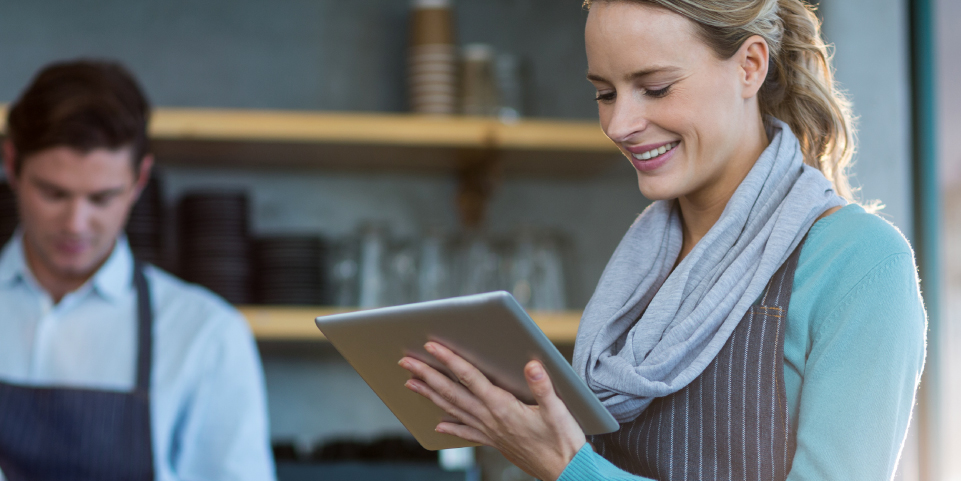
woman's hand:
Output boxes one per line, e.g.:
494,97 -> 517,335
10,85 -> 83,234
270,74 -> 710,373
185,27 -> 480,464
399,342 -> 587,481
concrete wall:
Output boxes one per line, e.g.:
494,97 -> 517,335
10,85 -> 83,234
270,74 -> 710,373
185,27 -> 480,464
0,0 -> 596,118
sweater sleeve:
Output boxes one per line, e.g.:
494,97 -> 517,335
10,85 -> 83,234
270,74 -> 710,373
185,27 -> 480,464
557,443 -> 656,481
786,253 -> 926,480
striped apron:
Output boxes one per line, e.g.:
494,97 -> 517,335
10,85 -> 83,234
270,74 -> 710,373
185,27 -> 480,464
589,240 -> 804,481
0,261 -> 155,480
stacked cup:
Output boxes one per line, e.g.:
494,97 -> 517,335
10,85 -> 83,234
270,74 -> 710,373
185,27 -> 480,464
461,43 -> 499,117
408,0 -> 458,115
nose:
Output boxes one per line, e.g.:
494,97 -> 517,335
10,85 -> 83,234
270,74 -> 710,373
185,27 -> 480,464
63,198 -> 94,235
603,96 -> 649,144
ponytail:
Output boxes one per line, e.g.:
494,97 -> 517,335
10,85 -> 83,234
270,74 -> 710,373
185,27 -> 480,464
762,0 -> 856,201
584,0 -> 860,203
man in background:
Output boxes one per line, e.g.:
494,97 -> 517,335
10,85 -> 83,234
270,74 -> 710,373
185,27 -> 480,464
0,60 -> 275,480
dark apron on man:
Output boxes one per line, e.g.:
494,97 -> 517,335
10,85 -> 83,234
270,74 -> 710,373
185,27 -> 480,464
0,261 -> 155,481
589,240 -> 804,481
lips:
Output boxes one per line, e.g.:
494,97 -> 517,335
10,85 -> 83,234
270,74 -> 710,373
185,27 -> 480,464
626,140 -> 680,172
631,141 -> 679,161
54,239 -> 91,256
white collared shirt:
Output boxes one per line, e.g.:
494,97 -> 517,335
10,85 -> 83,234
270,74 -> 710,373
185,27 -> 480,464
0,234 -> 276,481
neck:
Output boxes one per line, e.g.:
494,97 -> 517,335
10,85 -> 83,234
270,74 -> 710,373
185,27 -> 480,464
23,240 -> 113,304
676,117 -> 769,263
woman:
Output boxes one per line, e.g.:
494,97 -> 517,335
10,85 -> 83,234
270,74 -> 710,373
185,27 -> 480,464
399,0 -> 926,479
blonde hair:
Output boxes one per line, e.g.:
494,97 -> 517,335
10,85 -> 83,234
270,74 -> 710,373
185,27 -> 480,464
584,0 -> 859,202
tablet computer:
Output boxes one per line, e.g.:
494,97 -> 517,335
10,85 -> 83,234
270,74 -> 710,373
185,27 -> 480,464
314,291 -> 619,451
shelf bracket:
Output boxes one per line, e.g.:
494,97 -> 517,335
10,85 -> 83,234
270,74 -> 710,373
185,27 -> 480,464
456,146 -> 502,228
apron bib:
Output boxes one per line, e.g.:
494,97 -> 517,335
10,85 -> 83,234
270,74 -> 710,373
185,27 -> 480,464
589,240 -> 804,481
0,261 -> 155,481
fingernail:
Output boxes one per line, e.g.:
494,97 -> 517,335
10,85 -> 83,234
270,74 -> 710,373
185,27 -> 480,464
398,359 -> 410,369
405,380 -> 417,391
424,343 -> 436,354
529,364 -> 545,380
435,426 -> 445,434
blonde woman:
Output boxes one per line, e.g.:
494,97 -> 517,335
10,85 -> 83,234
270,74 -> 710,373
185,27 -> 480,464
399,0 -> 926,479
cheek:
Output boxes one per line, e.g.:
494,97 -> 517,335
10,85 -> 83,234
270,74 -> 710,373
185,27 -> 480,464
597,103 -> 614,133
676,81 -> 739,152
701,72 -> 742,123
99,197 -> 137,231
18,191 -> 59,222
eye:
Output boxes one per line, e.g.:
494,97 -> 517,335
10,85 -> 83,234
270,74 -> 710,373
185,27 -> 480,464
89,192 -> 119,206
594,90 -> 616,103
40,186 -> 68,201
644,85 -> 672,99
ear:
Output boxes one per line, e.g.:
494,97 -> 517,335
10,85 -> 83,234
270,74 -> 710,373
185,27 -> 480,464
737,35 -> 770,99
3,140 -> 19,190
131,154 -> 154,202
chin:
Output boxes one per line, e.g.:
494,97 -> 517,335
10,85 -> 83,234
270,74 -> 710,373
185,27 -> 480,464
47,249 -> 107,279
53,259 -> 100,279
636,175 -> 681,201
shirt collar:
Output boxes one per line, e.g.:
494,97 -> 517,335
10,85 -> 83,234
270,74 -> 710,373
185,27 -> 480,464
89,236 -> 134,303
0,232 -> 134,303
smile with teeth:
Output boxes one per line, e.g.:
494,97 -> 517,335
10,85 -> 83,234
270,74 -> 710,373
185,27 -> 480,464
632,141 -> 679,161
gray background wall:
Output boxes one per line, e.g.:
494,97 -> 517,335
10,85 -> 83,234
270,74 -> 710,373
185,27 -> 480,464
0,0 -> 918,468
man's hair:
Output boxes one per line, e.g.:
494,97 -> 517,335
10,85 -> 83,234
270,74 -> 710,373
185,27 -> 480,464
6,59 -> 151,174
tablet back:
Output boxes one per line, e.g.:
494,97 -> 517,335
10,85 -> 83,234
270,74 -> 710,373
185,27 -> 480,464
315,291 -> 618,451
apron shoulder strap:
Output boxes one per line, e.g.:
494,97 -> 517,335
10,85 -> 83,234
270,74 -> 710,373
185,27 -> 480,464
132,261 -> 153,396
759,236 -> 807,308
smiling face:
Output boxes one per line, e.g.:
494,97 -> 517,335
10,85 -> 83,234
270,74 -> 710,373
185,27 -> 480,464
585,1 -> 768,206
5,144 -> 149,287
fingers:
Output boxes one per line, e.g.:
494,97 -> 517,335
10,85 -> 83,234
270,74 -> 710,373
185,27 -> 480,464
424,342 -> 498,400
404,377 -> 484,428
524,360 -> 567,415
399,356 -> 488,424
435,421 -> 494,446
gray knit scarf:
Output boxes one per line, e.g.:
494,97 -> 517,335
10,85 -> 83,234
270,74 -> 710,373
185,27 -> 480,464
573,118 -> 845,423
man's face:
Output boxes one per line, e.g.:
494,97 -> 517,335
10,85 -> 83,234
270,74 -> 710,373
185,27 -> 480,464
9,145 -> 146,281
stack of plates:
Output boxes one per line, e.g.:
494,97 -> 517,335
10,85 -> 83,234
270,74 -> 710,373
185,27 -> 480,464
179,192 -> 251,304
254,235 -> 326,305
0,182 -> 17,246
126,175 -> 163,265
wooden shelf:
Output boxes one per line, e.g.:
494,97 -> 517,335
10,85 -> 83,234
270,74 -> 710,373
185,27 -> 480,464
0,106 -> 623,176
240,305 -> 583,344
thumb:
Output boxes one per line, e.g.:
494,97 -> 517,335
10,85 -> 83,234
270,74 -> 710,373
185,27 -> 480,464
525,360 -> 565,412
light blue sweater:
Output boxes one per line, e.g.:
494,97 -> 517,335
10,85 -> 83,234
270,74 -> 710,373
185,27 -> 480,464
559,204 -> 927,481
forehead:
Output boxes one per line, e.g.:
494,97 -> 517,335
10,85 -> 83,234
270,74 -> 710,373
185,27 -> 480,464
20,146 -> 137,191
585,2 -> 707,76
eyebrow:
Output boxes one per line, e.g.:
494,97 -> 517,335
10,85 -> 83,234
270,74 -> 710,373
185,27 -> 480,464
30,178 -> 127,198
587,65 -> 683,83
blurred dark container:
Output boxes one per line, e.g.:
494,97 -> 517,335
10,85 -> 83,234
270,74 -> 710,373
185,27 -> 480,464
0,182 -> 17,247
179,192 -> 251,304
275,462 -> 465,481
271,436 -> 437,464
253,235 -> 327,305
126,174 -> 164,265
313,437 -> 436,463
272,436 -> 458,481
